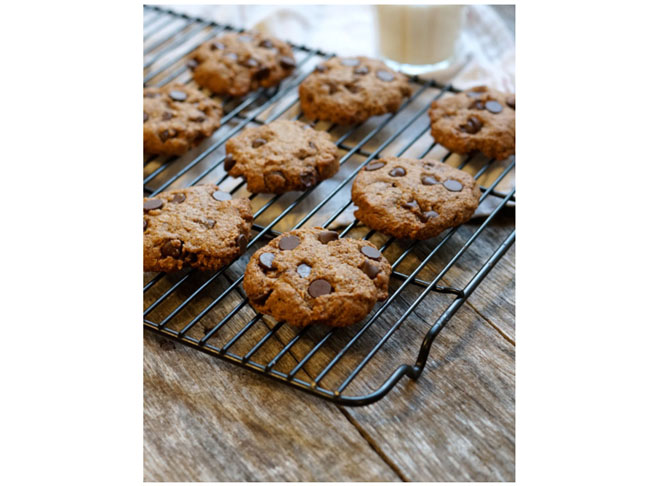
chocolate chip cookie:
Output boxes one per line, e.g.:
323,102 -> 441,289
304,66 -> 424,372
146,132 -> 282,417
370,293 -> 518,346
144,184 -> 253,272
351,157 -> 481,240
299,56 -> 412,125
243,227 -> 391,327
428,86 -> 515,160
144,83 -> 222,156
224,120 -> 339,193
189,31 -> 296,97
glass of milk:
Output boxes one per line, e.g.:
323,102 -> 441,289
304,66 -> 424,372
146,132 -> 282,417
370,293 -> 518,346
375,5 -> 465,75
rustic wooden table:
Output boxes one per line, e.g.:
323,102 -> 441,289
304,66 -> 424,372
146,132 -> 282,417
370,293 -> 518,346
144,6 -> 515,482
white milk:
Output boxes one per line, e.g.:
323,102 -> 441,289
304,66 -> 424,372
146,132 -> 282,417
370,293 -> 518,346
375,5 -> 464,67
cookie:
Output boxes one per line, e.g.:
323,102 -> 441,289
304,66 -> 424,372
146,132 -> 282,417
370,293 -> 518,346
351,157 -> 481,240
224,120 -> 339,194
428,86 -> 515,160
243,227 -> 391,327
189,31 -> 296,97
144,184 -> 253,272
299,56 -> 412,125
143,83 -> 222,156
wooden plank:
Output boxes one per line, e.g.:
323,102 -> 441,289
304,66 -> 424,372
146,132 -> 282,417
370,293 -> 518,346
144,332 -> 400,482
463,243 -> 515,342
342,303 -> 515,482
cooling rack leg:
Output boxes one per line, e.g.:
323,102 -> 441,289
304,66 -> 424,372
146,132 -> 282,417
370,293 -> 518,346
413,230 -> 516,372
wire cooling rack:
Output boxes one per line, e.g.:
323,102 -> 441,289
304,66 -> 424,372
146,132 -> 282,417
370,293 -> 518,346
143,5 -> 516,406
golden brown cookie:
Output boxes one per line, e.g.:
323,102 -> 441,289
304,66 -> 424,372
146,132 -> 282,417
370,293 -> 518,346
243,227 -> 391,327
299,56 -> 412,125
144,184 -> 253,272
351,157 -> 481,240
143,83 -> 222,156
428,86 -> 515,160
224,120 -> 339,193
189,31 -> 296,97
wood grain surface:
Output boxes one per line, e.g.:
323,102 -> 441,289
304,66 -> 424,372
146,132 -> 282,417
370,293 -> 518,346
144,219 -> 515,482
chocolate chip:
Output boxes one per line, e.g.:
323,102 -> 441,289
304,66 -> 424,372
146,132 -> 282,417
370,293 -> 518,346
144,219 -> 148,231
264,171 -> 286,190
279,56 -> 296,69
171,193 -> 185,203
254,65 -> 270,80
159,130 -> 170,142
506,95 -> 515,109
354,66 -> 369,75
225,52 -> 238,61
376,70 -> 395,82
318,231 -> 339,244
308,141 -> 317,150
161,111 -> 173,121
259,39 -> 274,48
361,246 -> 381,260
361,260 -> 380,279
300,172 -> 316,188
341,58 -> 359,66
191,115 -> 206,123
365,161 -> 385,171
244,57 -> 259,68
422,210 -> 439,221
308,279 -> 332,298
161,239 -> 182,258
203,219 -> 215,228
389,167 -> 406,177
237,234 -> 248,253
144,92 -> 159,98
187,58 -> 198,69
252,290 -> 272,306
402,200 -> 419,211
259,253 -> 274,270
279,235 -> 300,250
224,153 -> 236,171
460,116 -> 483,134
467,90 -> 484,98
315,64 -> 327,73
344,82 -> 360,94
297,263 -> 311,278
144,198 -> 164,211
143,112 -> 149,122
471,100 -> 485,110
485,100 -> 503,114
169,90 -> 187,101
212,190 -> 232,201
259,252 -> 275,270
210,41 -> 225,50
443,179 -> 463,192
421,175 -> 438,185
252,138 -> 266,148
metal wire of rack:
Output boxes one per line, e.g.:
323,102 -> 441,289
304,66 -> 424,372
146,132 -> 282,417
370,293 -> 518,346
143,5 -> 516,406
